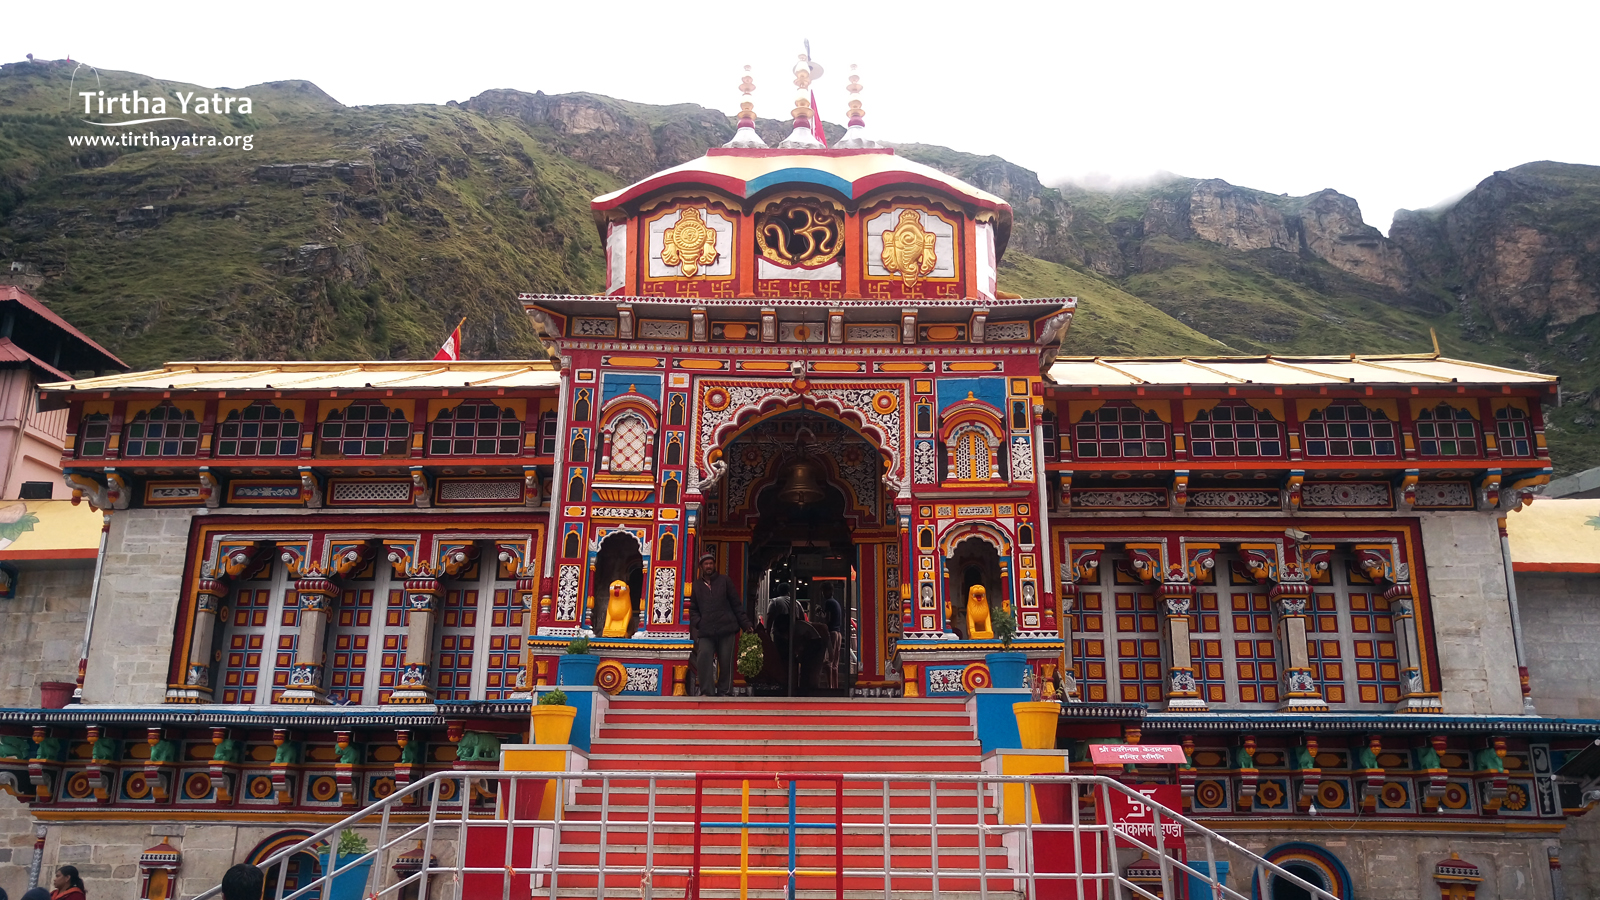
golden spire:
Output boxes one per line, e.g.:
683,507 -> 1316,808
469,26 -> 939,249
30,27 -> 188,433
724,64 -> 767,149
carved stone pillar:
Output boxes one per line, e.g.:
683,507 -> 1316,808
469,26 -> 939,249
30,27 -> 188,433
183,580 -> 230,701
1271,579 -> 1328,712
1354,545 -> 1440,713
389,577 -> 442,705
1159,580 -> 1206,710
278,578 -> 339,704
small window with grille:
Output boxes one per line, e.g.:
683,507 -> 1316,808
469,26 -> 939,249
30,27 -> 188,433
1494,407 -> 1532,458
429,402 -> 521,456
1189,404 -> 1282,458
318,402 -> 410,457
1074,404 -> 1167,459
1040,410 -> 1058,460
78,414 -> 110,457
217,402 -> 301,457
1415,404 -> 1479,457
125,404 -> 200,457
1302,403 -> 1397,457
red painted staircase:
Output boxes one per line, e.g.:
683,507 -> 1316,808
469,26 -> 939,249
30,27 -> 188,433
550,696 -> 1022,899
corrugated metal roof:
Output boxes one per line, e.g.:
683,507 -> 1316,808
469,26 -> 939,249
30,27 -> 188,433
1046,355 -> 1557,387
38,360 -> 561,393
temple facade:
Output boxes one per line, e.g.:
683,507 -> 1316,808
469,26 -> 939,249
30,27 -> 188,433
0,68 -> 1593,900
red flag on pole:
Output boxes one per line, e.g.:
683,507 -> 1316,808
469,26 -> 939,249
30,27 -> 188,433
810,89 -> 826,145
433,317 -> 465,361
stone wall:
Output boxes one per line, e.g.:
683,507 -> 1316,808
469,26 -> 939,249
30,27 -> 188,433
0,563 -> 93,708
1517,572 -> 1600,718
0,818 -> 458,900
81,508 -> 200,706
1205,828 -> 1559,899
1419,513 -> 1526,715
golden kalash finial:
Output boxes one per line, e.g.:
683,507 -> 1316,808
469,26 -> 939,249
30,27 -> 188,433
724,64 -> 768,149
779,47 -> 827,149
834,64 -> 882,148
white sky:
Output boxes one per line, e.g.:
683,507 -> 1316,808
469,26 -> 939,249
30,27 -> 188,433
8,0 -> 1598,233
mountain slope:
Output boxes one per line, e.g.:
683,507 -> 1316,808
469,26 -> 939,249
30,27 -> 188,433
0,58 -> 1595,473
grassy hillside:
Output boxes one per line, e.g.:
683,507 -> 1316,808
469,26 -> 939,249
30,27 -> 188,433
1,59 -> 1595,474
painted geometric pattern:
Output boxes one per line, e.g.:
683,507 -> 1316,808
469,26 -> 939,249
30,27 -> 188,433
652,566 -> 678,624
377,588 -> 407,704
222,587 -> 273,704
1189,592 -> 1228,705
1306,592 -> 1345,703
914,440 -> 936,484
1114,592 -> 1163,704
434,589 -> 479,701
484,588 -> 524,699
925,666 -> 965,695
556,565 -> 581,621
623,665 -> 662,695
327,588 -> 375,704
1010,435 -> 1033,481
1071,590 -> 1108,702
609,416 -> 651,474
1231,591 -> 1279,704
1349,590 -> 1403,704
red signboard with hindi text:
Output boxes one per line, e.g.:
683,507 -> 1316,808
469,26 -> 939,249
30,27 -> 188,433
1089,743 -> 1187,764
1102,783 -> 1186,850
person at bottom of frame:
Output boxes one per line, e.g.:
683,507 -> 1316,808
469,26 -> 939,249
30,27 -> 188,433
690,552 -> 752,696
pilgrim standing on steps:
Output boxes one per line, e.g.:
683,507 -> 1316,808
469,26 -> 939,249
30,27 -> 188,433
689,552 -> 752,696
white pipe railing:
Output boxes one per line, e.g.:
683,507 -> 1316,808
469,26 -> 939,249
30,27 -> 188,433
188,769 -> 1337,900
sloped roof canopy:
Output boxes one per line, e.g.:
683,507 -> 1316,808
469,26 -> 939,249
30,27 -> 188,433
1046,355 -> 1558,388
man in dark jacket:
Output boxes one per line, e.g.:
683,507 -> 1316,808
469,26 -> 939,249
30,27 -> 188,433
690,552 -> 752,696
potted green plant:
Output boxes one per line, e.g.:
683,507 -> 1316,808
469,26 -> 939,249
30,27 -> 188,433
736,632 -> 764,681
316,829 -> 374,900
984,600 -> 1029,689
530,688 -> 577,744
557,635 -> 599,687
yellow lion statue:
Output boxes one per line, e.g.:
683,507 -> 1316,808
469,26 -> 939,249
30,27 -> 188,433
602,579 -> 633,637
966,584 -> 994,640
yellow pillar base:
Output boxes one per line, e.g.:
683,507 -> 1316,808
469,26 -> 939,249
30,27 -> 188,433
499,744 -> 588,819
981,748 -> 1070,825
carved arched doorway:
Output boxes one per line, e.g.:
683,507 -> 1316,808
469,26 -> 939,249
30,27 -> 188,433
703,410 -> 897,695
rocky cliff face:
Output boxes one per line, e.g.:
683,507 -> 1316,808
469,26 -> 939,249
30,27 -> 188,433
1392,163 -> 1600,336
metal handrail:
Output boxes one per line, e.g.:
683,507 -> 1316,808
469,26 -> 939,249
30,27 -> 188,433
188,768 -> 1338,900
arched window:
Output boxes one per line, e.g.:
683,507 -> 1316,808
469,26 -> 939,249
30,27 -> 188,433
573,390 -> 592,422
665,435 -> 682,466
668,394 -> 686,426
659,533 -> 676,561
1189,403 -> 1282,458
428,402 -> 520,456
1018,524 -> 1035,546
567,473 -> 585,503
217,402 -> 301,457
1073,404 -> 1167,459
919,528 -> 934,551
607,415 -> 652,474
916,404 -> 933,433
125,404 -> 200,457
318,402 -> 409,457
1495,407 -> 1532,457
1415,404 -> 1479,457
562,531 -> 581,559
570,435 -> 588,463
1302,403 -> 1396,458
77,413 -> 110,458
662,477 -> 680,505
951,424 -> 996,480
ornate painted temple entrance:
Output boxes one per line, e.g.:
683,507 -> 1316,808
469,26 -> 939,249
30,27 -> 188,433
703,409 -> 893,694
